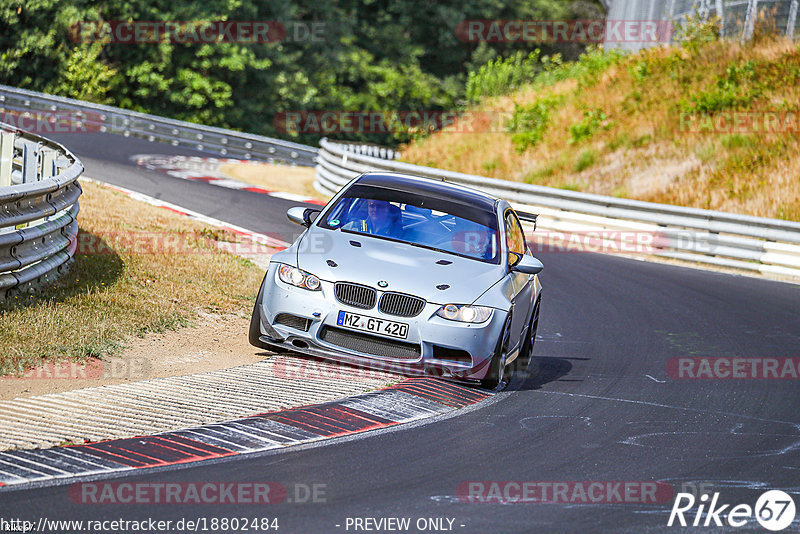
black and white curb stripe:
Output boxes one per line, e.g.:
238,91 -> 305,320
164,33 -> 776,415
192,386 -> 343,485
0,378 -> 490,489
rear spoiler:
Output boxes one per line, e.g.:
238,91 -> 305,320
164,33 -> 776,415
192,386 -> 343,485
515,210 -> 538,231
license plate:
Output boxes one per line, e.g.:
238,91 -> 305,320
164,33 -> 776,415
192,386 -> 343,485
337,311 -> 409,339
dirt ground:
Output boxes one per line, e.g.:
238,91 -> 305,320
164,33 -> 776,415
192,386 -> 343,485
1,312 -> 268,400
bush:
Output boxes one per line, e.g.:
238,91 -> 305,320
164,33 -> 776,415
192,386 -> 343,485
674,13 -> 721,54
506,95 -> 563,153
466,50 -> 542,102
465,46 -> 626,103
683,60 -> 760,112
536,46 -> 626,89
629,60 -> 651,82
569,108 -> 611,144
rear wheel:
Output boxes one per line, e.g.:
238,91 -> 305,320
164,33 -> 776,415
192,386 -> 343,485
481,315 -> 513,389
515,296 -> 541,373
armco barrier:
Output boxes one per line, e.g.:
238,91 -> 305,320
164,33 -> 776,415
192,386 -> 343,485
0,122 -> 83,298
0,84 -> 318,166
315,138 -> 800,279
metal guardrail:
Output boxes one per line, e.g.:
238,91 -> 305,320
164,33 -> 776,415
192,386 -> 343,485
0,122 -> 83,299
605,0 -> 799,51
0,84 -> 318,166
324,140 -> 401,161
315,138 -> 800,280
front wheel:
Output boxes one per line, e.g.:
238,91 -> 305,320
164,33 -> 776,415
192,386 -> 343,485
481,315 -> 512,389
248,277 -> 287,353
248,284 -> 269,349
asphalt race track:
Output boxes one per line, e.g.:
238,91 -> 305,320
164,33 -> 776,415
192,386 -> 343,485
2,132 -> 799,533
47,131 -> 309,242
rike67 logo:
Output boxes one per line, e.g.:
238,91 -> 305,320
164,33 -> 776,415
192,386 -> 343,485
668,490 -> 796,531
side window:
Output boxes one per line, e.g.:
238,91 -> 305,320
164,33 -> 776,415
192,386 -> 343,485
504,211 -> 526,263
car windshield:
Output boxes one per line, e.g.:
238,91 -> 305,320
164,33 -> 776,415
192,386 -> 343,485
318,183 -> 500,263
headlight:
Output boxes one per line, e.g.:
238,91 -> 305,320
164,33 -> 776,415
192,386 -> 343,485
435,304 -> 493,323
277,264 -> 321,291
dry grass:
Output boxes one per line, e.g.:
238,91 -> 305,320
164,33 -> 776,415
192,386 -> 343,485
402,37 -> 800,221
0,180 -> 265,376
219,161 -> 329,201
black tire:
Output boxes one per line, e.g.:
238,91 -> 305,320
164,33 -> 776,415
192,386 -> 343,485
248,277 -> 287,353
481,315 -> 513,389
515,296 -> 541,373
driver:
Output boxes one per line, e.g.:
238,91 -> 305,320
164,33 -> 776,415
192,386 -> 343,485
451,222 -> 496,260
344,199 -> 403,238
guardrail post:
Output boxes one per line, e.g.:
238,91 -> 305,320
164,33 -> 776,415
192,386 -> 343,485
34,147 -> 57,224
21,141 -> 39,184
15,141 -> 40,229
696,0 -> 711,21
788,0 -> 798,37
40,147 -> 56,180
741,0 -> 758,43
0,132 -> 13,187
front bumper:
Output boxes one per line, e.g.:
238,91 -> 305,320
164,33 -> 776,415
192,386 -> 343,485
255,263 -> 507,381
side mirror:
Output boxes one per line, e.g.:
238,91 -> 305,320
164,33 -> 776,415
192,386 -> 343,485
287,207 -> 320,227
511,254 -> 543,275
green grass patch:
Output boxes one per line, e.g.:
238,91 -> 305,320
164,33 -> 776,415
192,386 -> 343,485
557,182 -> 583,191
524,165 -> 556,184
720,133 -> 757,149
574,149 -> 597,172
776,203 -> 800,221
694,141 -> 716,163
482,158 -> 500,173
606,133 -> 629,151
631,134 -> 652,148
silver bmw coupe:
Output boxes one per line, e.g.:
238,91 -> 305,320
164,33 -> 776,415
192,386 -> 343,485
249,172 -> 543,388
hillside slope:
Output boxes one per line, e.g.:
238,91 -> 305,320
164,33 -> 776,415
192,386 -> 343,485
401,36 -> 800,221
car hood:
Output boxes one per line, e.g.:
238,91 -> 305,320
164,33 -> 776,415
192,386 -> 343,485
293,228 -> 504,305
